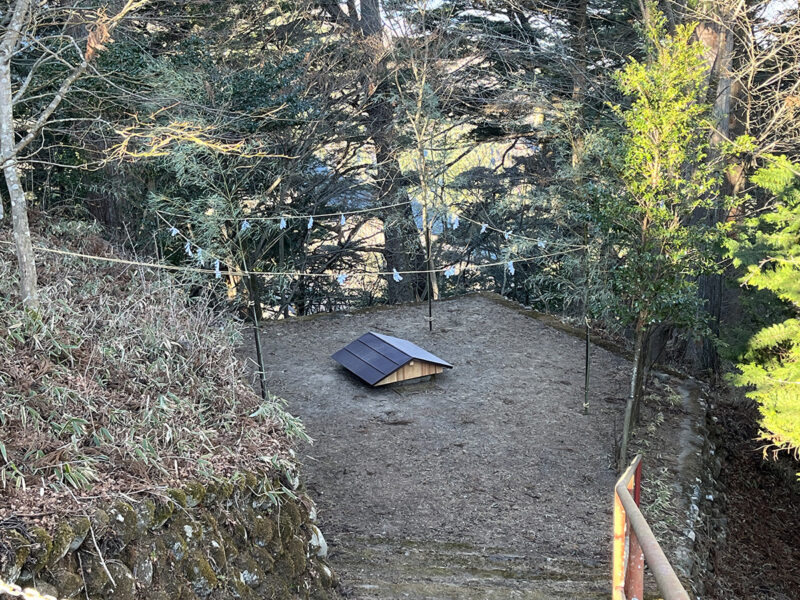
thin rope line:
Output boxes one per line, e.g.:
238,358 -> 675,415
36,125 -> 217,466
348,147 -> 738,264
155,205 -> 584,254
456,213 -> 583,247
0,239 -> 584,278
154,200 -> 414,222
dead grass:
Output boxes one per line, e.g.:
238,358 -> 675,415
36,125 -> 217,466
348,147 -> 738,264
0,219 -> 304,526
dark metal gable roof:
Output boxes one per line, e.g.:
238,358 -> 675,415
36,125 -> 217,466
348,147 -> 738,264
368,332 -> 453,368
331,332 -> 452,385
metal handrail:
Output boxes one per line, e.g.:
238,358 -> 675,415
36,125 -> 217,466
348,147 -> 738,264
613,455 -> 690,600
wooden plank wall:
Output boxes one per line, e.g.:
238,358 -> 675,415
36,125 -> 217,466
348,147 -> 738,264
375,360 -> 443,386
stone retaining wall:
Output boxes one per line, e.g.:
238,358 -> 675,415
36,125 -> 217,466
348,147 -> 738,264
679,386 -> 723,599
0,472 -> 337,600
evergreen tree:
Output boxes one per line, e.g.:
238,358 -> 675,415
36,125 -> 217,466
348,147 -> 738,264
609,13 -> 723,469
727,156 -> 800,461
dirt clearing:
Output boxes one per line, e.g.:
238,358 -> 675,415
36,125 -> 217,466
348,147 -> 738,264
249,294 -> 677,598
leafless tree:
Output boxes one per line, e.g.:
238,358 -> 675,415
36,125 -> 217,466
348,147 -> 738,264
0,0 -> 146,309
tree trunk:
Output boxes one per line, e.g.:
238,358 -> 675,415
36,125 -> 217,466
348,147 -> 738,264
619,312 -> 647,472
569,0 -> 588,114
691,5 -> 738,376
631,323 -> 649,425
360,3 -> 425,303
380,198 -> 426,303
1,28 -> 39,310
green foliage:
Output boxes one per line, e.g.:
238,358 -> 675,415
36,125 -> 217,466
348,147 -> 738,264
600,15 -> 720,330
250,393 -> 311,444
726,156 -> 800,458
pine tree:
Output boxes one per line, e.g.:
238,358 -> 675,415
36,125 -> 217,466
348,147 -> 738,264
727,156 -> 800,460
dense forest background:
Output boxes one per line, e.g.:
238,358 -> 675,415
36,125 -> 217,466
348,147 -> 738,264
1,0 -> 798,467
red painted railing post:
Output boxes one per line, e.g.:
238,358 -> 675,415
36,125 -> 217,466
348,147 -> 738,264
612,462 -> 630,600
613,455 -> 689,600
625,460 -> 644,599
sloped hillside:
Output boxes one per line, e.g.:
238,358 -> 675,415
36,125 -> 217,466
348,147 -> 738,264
0,219 -> 336,599
1,219 -> 298,524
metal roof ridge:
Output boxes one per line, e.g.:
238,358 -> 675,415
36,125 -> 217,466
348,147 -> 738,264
367,331 -> 453,368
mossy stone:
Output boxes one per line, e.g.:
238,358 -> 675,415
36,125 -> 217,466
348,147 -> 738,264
232,473 -> 247,496
51,568 -> 84,598
286,535 -> 307,576
199,513 -> 219,542
25,526 -> 53,576
162,526 -> 189,561
109,501 -> 138,544
207,536 -> 227,571
231,578 -> 259,600
176,584 -> 200,600
82,554 -> 111,596
258,574 -> 292,600
169,512 -> 204,551
219,531 -> 239,564
249,515 -> 274,548
135,499 -> 156,534
105,562 -> 136,600
266,522 -> 283,556
47,521 -> 74,567
234,553 -> 266,589
216,480 -> 235,502
152,498 -> 174,528
273,555 -> 295,582
201,482 -> 219,507
250,546 -> 275,573
280,468 -> 300,492
283,502 -> 302,530
310,586 -> 335,600
229,516 -> 248,547
0,472 -> 330,600
0,530 -> 29,582
183,551 -> 218,598
149,537 -> 168,584
31,582 -> 59,598
90,509 -> 110,538
158,565 -> 182,599
167,488 -> 188,508
123,542 -> 154,587
50,552 -> 78,577
183,482 -> 205,508
313,558 -> 336,589
69,516 -> 91,550
278,512 -> 294,541
243,472 -> 259,492
298,494 -> 315,522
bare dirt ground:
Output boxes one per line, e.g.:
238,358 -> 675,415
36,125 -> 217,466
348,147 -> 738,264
705,397 -> 800,600
248,294 -> 691,599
